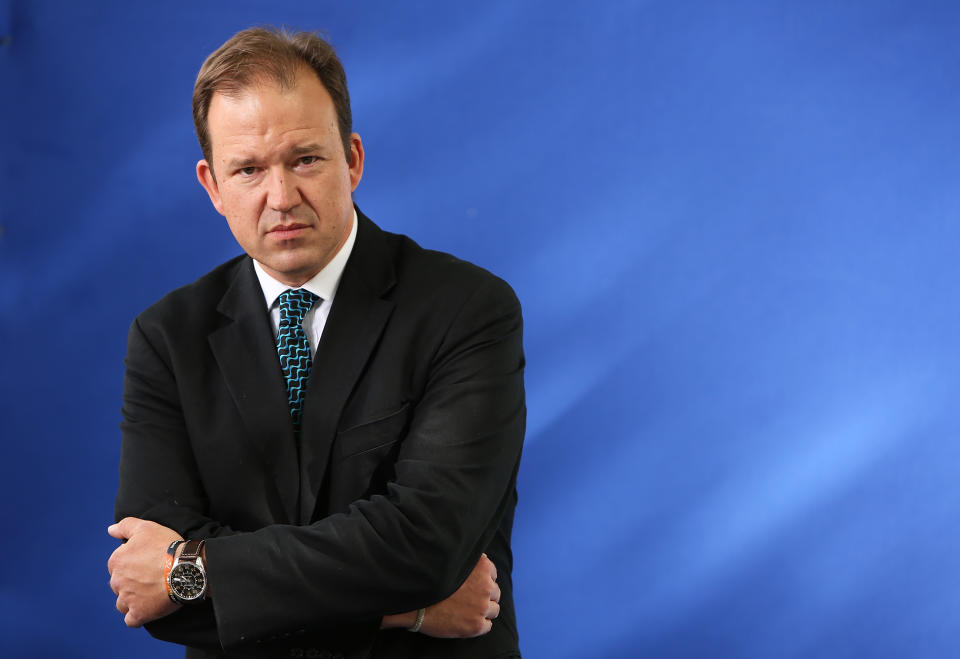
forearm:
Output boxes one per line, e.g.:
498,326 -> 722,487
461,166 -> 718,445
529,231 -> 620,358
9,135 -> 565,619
205,448 -> 519,646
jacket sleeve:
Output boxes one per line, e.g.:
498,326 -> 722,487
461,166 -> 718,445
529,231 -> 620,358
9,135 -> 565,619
204,275 -> 526,651
115,315 -> 238,651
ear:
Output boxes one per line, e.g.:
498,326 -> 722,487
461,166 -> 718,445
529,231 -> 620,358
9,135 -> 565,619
196,159 -> 226,216
347,133 -> 364,191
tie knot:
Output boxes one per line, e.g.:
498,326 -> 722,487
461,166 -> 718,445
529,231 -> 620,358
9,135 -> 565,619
278,289 -> 319,324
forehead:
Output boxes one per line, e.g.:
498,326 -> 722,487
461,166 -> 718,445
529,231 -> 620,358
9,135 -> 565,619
206,71 -> 339,159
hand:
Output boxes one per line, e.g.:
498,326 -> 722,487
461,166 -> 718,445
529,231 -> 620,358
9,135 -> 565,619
381,553 -> 501,638
107,517 -> 183,627
421,553 -> 500,638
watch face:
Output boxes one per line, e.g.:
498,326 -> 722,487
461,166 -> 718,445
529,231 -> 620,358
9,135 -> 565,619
170,562 -> 205,601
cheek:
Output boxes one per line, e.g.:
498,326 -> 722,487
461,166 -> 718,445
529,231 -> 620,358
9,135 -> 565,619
222,196 -> 261,232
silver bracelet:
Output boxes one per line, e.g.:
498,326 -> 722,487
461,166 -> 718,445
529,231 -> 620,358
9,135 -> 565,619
408,608 -> 426,633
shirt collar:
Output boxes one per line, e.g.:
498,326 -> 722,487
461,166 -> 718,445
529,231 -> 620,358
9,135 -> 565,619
252,208 -> 358,310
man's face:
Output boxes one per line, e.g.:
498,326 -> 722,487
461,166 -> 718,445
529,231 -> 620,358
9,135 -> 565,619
197,68 -> 364,287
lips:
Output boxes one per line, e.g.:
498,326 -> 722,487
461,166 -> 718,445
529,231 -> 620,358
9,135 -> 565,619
268,223 -> 310,238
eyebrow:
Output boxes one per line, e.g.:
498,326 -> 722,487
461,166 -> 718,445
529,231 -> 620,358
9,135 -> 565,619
290,143 -> 324,156
225,156 -> 258,170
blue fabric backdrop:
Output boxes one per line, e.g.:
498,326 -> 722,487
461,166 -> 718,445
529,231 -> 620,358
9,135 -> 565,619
3,1 -> 960,657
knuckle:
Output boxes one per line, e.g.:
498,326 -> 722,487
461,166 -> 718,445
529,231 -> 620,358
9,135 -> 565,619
470,617 -> 487,636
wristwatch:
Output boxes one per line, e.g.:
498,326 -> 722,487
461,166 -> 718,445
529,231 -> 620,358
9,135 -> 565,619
167,539 -> 207,604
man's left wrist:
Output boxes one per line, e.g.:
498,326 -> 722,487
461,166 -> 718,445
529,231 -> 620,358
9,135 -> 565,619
380,610 -> 419,630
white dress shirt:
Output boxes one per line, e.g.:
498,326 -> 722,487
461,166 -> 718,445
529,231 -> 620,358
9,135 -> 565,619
252,209 -> 358,356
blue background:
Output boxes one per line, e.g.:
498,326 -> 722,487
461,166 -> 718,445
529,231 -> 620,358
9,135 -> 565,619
3,1 -> 960,657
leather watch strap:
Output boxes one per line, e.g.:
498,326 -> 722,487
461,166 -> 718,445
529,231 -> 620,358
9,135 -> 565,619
179,539 -> 204,561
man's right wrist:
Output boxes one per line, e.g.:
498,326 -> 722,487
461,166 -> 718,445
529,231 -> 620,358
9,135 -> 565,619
167,539 -> 207,604
164,540 -> 184,604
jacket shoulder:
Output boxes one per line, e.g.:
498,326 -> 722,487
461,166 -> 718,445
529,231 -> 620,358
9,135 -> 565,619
381,228 -> 521,310
133,254 -> 248,331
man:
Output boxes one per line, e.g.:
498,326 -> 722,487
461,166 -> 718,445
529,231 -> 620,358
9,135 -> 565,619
107,27 -> 525,659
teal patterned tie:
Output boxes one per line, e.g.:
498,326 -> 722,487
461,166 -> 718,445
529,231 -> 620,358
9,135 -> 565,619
276,289 -> 319,434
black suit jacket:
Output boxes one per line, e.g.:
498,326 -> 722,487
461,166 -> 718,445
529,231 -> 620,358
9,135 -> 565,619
116,210 -> 525,658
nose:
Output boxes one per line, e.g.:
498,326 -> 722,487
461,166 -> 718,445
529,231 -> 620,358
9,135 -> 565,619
266,169 -> 301,213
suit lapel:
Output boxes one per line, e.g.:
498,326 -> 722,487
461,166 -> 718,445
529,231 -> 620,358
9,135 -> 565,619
208,258 -> 301,523
297,211 -> 396,523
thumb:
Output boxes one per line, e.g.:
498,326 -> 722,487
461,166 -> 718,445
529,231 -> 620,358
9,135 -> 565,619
108,517 -> 140,540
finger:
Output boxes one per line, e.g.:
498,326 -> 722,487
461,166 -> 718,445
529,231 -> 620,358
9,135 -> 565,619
116,597 -> 128,614
108,517 -> 141,540
107,547 -> 119,575
490,581 -> 501,604
107,521 -> 125,539
486,599 -> 501,620
480,554 -> 497,580
480,617 -> 493,636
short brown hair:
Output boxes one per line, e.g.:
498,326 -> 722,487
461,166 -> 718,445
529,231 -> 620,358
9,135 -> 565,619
192,27 -> 353,166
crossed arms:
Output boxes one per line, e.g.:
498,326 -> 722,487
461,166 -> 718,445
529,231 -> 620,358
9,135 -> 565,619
107,269 -> 525,652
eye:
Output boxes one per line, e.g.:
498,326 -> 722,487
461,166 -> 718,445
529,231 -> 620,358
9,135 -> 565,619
238,166 -> 258,177
297,156 -> 320,166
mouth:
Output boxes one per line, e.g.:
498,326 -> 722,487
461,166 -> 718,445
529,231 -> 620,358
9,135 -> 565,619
268,223 -> 310,238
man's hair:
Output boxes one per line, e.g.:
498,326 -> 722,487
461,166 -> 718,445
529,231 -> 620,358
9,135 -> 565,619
192,26 -> 353,166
